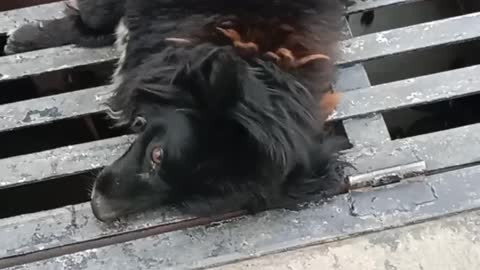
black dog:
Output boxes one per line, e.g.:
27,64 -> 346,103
6,0 -> 349,222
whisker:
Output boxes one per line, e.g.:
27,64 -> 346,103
137,173 -> 150,180
88,170 -> 100,178
86,180 -> 94,192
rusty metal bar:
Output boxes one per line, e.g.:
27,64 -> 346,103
348,160 -> 426,189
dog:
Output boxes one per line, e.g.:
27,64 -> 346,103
5,0 -> 349,222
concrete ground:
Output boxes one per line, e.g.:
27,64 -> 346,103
210,210 -> 480,270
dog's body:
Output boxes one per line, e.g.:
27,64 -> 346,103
6,0 -> 348,222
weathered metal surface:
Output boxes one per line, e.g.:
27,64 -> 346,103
2,119 -> 479,190
331,64 -> 480,121
2,62 -> 479,134
343,123 -> 480,176
0,86 -> 112,133
338,12 -> 480,65
0,209 -> 244,269
338,17 -> 391,146
4,11 -> 479,84
0,135 -> 135,189
0,0 -> 414,35
345,0 -> 422,14
0,122 -> 478,264
349,179 -> 438,217
0,45 -> 117,83
342,114 -> 391,146
0,203 -> 192,259
0,2 -> 64,35
333,64 -> 370,92
7,164 -> 480,270
213,209 -> 480,270
0,63 -> 362,133
0,0 -> 479,269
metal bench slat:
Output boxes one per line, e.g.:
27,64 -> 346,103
346,0 -> 422,14
342,123 -> 480,178
3,11 -> 480,83
0,203 -> 195,260
0,46 -> 116,82
3,63 -> 479,134
338,12 -> 480,64
331,63 -> 480,121
7,163 -> 480,270
0,85 -> 112,133
0,2 -> 65,36
338,11 -> 480,65
338,16 -> 391,146
1,118 -> 479,192
0,135 -> 134,189
333,64 -> 371,91
0,0 -> 423,35
0,64 -> 368,133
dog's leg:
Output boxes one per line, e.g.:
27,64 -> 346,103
74,0 -> 124,32
4,0 -> 124,55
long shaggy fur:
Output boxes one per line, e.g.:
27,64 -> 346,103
5,0 -> 349,221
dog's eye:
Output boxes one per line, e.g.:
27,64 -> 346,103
131,116 -> 147,132
151,147 -> 163,164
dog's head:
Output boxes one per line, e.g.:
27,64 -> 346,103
90,44 -> 323,222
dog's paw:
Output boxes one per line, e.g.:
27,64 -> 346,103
4,22 -> 49,55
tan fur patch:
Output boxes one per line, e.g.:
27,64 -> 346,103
320,91 -> 341,120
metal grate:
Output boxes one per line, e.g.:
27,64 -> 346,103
1,0 -> 480,269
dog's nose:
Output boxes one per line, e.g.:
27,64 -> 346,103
90,196 -> 106,221
90,193 -> 118,222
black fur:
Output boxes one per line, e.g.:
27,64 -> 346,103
6,0 -> 349,222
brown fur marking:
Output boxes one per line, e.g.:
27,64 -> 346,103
320,91 -> 341,119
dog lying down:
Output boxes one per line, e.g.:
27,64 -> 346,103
6,0 -> 349,222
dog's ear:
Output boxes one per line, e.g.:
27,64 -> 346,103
172,47 -> 245,115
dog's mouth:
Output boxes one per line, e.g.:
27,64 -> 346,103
90,193 -> 155,222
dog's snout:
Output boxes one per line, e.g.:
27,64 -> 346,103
94,170 -> 117,196
90,193 -> 120,222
